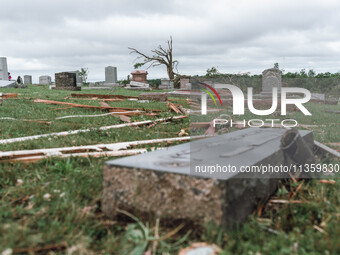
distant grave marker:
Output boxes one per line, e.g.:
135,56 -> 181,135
24,75 -> 32,85
53,72 -> 81,91
39,75 -> 52,85
105,66 -> 118,84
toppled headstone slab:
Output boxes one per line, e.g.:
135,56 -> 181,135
53,72 -> 81,91
103,128 -> 314,226
0,80 -> 17,88
138,92 -> 168,101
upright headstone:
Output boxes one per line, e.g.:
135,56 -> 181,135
24,75 -> 32,85
159,78 -> 170,89
53,72 -> 81,91
39,75 -> 52,85
0,57 -> 9,81
131,70 -> 148,83
105,66 -> 117,84
180,76 -> 190,89
67,71 -> 82,85
261,68 -> 282,94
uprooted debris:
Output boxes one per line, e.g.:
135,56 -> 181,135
167,101 -> 183,114
178,243 -> 222,255
0,136 -> 192,163
0,115 -> 188,145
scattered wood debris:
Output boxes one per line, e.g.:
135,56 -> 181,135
178,105 -> 190,115
319,180 -> 336,185
99,101 -> 111,108
33,98 -> 161,116
55,112 -> 139,120
167,101 -> 182,114
178,242 -> 222,255
12,242 -> 67,254
313,225 -> 328,235
178,129 -> 189,137
269,199 -> 303,204
0,117 -> 51,125
0,93 -> 18,99
34,98 -> 133,111
0,115 -> 188,145
119,115 -> 131,123
0,136 -> 192,163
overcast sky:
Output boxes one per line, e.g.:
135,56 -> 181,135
1,0 -> 340,82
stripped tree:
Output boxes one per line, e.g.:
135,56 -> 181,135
128,36 -> 179,82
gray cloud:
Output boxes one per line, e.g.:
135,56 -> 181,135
1,0 -> 340,82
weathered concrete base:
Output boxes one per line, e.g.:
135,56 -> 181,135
52,86 -> 81,91
103,128 -> 315,226
138,92 -> 168,101
158,85 -> 170,90
125,86 -> 152,91
83,87 -> 115,90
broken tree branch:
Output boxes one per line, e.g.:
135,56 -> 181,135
0,115 -> 188,145
0,136 -> 195,163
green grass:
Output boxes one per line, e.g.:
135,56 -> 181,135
0,86 -> 339,254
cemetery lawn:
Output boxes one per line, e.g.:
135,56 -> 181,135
0,86 -> 339,254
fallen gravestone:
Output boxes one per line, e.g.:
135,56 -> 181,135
138,92 -> 168,101
0,80 -> 17,88
103,128 -> 315,226
53,72 -> 81,91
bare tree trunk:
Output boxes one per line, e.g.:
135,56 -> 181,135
129,36 -> 178,81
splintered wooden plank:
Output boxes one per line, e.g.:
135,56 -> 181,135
0,136 -> 194,163
71,93 -> 138,99
0,116 -> 188,145
167,101 -> 182,114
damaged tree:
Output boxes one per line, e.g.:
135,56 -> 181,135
128,36 -> 179,82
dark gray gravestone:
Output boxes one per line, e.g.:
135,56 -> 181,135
53,72 -> 81,91
103,128 -> 314,226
